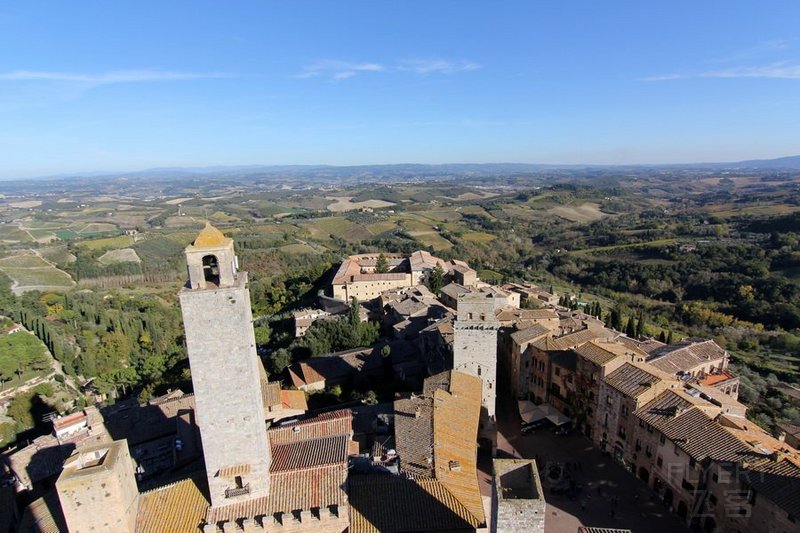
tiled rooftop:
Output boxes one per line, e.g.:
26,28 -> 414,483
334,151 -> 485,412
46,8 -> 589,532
575,338 -> 645,366
349,475 -> 482,532
532,327 -> 603,352
647,338 -> 727,374
604,362 -> 668,398
510,324 -> 551,346
206,464 -> 348,524
137,476 -> 209,533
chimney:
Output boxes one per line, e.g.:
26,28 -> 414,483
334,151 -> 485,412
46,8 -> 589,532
414,406 -> 421,419
778,431 -> 786,443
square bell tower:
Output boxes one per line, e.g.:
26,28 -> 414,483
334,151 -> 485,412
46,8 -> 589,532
178,224 -> 271,509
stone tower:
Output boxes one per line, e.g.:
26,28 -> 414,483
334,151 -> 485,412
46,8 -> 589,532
179,223 -> 271,508
453,291 -> 499,447
56,440 -> 140,533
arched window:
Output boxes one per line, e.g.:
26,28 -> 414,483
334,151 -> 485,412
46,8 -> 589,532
202,255 -> 220,286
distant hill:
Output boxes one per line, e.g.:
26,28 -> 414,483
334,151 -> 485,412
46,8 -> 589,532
9,155 -> 800,183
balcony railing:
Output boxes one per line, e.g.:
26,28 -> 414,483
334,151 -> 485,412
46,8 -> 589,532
225,484 -> 251,498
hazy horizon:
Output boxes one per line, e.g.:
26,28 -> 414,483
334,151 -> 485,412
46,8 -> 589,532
1,1 -> 799,178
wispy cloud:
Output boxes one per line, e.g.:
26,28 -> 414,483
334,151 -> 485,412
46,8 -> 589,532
397,59 -> 481,75
298,58 -> 480,80
0,69 -> 230,84
298,61 -> 386,80
644,61 -> 800,81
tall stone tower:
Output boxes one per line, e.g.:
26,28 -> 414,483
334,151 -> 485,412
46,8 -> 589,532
56,440 -> 140,533
453,291 -> 499,447
179,223 -> 271,508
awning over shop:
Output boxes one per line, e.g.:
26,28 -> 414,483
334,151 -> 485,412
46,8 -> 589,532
518,401 -> 570,426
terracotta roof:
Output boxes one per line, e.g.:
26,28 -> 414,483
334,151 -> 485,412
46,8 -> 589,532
647,339 -> 727,374
270,435 -> 350,472
432,371 -> 485,526
394,394 -> 435,477
614,334 -> 666,354
349,475 -> 482,532
206,464 -> 348,524
740,456 -> 800,518
777,420 -> 800,440
137,476 -> 209,533
17,490 -> 66,533
604,362 -> 666,398
635,396 -> 749,462
510,324 -> 551,346
440,282 -> 469,300
52,411 -> 86,431
262,381 -> 281,407
280,389 -> 308,412
575,339 -> 645,366
698,369 -> 737,386
532,327 -> 601,352
192,223 -> 231,248
268,409 -> 352,445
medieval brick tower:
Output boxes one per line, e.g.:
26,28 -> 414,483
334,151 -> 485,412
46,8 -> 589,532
179,224 -> 271,508
453,291 -> 499,448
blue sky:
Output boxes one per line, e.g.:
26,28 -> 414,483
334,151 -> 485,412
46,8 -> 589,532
1,1 -> 799,178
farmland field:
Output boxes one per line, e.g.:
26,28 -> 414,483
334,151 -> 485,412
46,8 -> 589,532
547,202 -> 608,223
98,248 -> 142,265
0,252 -> 75,293
78,235 -> 136,250
325,196 -> 396,212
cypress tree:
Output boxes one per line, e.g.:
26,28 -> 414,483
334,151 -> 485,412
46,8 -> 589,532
625,316 -> 637,338
658,331 -> 666,343
636,311 -> 646,337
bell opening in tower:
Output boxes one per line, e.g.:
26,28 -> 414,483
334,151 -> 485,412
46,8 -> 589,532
202,254 -> 221,286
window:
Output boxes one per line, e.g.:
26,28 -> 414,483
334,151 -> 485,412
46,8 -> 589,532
647,423 -> 653,434
712,472 -> 719,483
682,479 -> 694,491
618,426 -> 626,440
689,457 -> 696,469
202,254 -> 220,285
657,456 -> 663,467
709,493 -> 717,505
621,405 -> 629,417
674,444 -> 680,456
555,367 -> 561,376
660,434 -> 666,445
606,396 -> 613,406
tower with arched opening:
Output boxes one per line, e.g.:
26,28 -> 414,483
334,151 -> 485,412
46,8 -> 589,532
178,223 -> 272,509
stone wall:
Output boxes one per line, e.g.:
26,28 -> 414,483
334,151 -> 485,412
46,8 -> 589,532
179,273 -> 272,508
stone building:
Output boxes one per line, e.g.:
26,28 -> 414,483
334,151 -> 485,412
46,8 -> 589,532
330,250 -> 476,301
595,362 -> 677,461
179,223 -> 273,507
572,339 -> 646,438
631,389 -> 800,532
56,439 -> 140,533
647,339 -> 739,399
493,459 -> 545,533
453,291 -> 500,448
